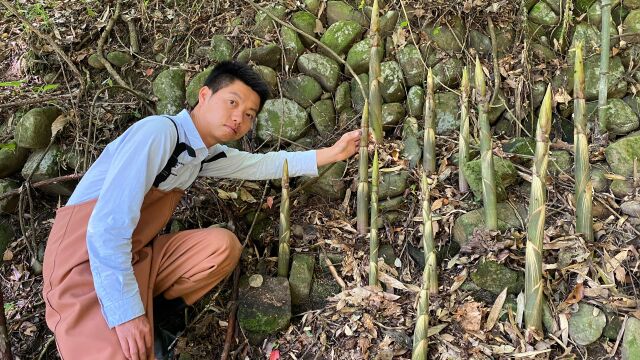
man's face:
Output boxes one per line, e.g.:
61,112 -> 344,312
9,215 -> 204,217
197,79 -> 261,145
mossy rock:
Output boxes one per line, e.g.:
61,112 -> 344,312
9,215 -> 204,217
407,86 -> 425,118
185,68 -> 213,107
0,180 -> 20,214
611,179 -> 635,197
346,38 -> 381,75
87,53 -> 105,69
281,27 -> 304,70
106,51 -> 132,68
528,1 -> 560,25
380,61 -> 406,103
153,69 -> 186,116
622,317 -> 640,360
15,107 -> 62,149
605,133 -> 640,176
302,161 -> 347,200
582,56 -> 628,101
381,103 -> 406,128
378,170 -> 410,199
433,57 -> 463,90
568,303 -> 607,346
379,10 -> 399,37
253,4 -> 287,35
602,98 -> 639,135
320,20 -> 363,56
396,44 -> 424,87
289,254 -> 315,308
310,99 -> 336,135
238,276 -> 291,344
0,219 -> 14,257
503,137 -> 535,164
453,203 -> 526,246
435,92 -> 461,134
471,260 -> 525,295
461,157 -> 519,202
591,165 -> 610,193
21,145 -> 74,196
469,30 -> 491,54
282,75 -> 323,107
350,73 -> 368,111
209,35 -> 233,62
0,141 -> 29,178
326,1 -> 368,27
252,65 -> 278,98
549,150 -> 573,176
424,16 -> 464,53
297,53 -> 340,92
256,99 -> 309,143
622,9 -> 640,43
291,11 -> 317,47
401,117 -> 421,169
237,44 -> 282,69
334,82 -> 351,113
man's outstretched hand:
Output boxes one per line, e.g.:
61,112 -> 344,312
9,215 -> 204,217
316,129 -> 363,167
115,315 -> 152,360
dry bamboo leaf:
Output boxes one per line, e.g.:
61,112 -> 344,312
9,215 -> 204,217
559,313 -> 569,346
455,301 -> 483,332
485,288 -> 508,331
50,113 -> 72,139
427,323 -> 448,337
449,268 -> 467,293
516,292 -> 525,327
563,283 -> 584,304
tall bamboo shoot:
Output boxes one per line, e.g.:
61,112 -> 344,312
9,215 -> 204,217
574,42 -> 593,242
369,148 -> 380,287
369,0 -> 383,143
524,85 -> 553,332
475,57 -> 497,230
277,160 -> 291,277
412,251 -> 436,360
423,68 -> 436,174
596,0 -> 611,145
421,172 -> 437,293
357,103 -> 370,234
459,66 -> 470,193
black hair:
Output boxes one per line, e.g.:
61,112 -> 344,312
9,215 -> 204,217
202,61 -> 270,111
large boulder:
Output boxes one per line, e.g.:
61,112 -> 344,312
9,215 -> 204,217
396,44 -> 425,87
424,16 -> 465,53
334,82 -> 351,113
469,30 -> 491,54
623,9 -> 640,43
237,44 -> 282,69
252,65 -> 278,98
253,4 -> 287,35
602,98 -> 640,135
15,107 -> 62,149
461,157 -> 519,202
453,203 -> 526,246
282,75 -> 323,107
256,99 -> 309,143
153,69 -> 186,116
433,57 -> 463,90
381,103 -> 406,128
320,20 -> 363,56
583,56 -> 628,100
380,61 -> 406,103
238,276 -> 291,344
106,51 -> 132,68
605,133 -> 640,176
0,141 -> 29,178
297,53 -> 340,92
401,117 -> 421,169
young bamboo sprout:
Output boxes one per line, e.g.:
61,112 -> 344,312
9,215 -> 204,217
596,0 -> 611,145
412,251 -> 436,360
423,68 -> 436,174
369,148 -> 380,287
369,0 -> 383,143
475,57 -> 497,230
574,42 -> 593,242
357,103 -> 370,234
421,171 -> 437,294
277,160 -> 291,277
524,85 -> 553,332
459,66 -> 470,193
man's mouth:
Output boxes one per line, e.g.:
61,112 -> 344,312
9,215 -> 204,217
224,125 -> 237,135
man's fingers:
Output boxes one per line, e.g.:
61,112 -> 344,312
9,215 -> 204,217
142,325 -> 152,354
120,336 -> 132,360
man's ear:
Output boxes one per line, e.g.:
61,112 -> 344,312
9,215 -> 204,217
197,86 -> 211,105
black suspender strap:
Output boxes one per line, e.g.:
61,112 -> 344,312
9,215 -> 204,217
152,116 -> 228,187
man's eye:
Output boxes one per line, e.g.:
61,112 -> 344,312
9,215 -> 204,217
229,100 -> 236,105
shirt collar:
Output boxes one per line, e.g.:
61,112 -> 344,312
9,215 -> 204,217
174,109 -> 208,155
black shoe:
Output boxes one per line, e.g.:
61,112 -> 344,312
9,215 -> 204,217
153,296 -> 187,360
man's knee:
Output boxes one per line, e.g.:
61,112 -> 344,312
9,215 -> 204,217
206,228 -> 242,268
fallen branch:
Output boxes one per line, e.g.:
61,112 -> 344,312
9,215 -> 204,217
0,173 -> 84,202
323,252 -> 346,289
220,267 -> 241,360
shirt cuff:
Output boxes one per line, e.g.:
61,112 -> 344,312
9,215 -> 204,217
100,292 -> 146,329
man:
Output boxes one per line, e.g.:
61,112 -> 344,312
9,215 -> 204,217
42,61 -> 362,360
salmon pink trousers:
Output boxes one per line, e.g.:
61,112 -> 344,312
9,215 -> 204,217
42,188 -> 242,359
